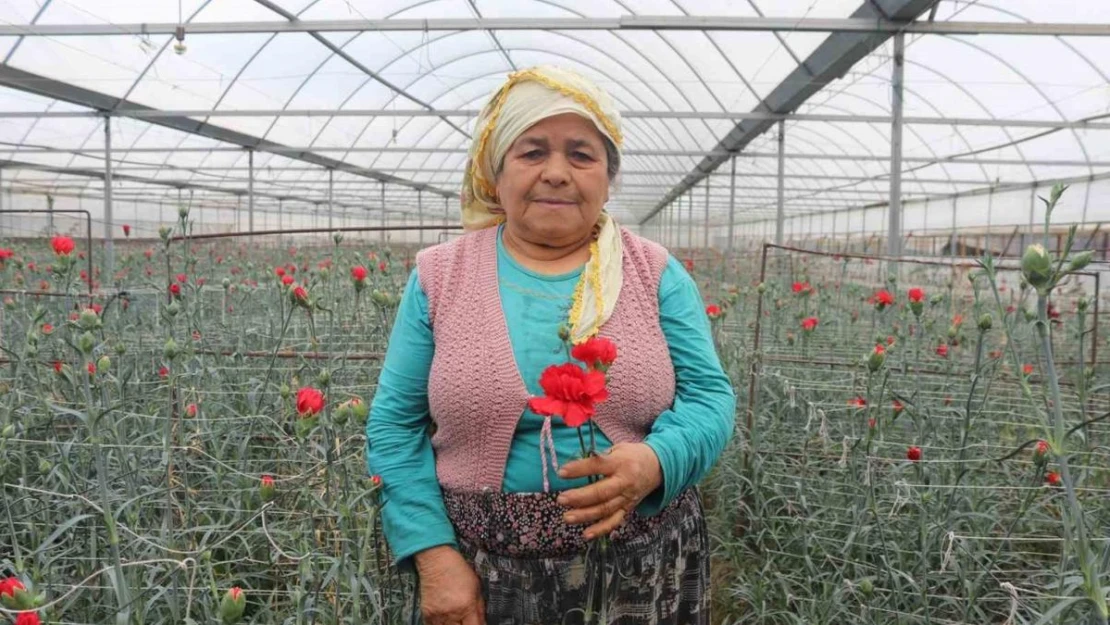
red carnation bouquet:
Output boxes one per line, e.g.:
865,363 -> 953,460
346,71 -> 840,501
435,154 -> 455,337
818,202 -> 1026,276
527,334 -> 617,492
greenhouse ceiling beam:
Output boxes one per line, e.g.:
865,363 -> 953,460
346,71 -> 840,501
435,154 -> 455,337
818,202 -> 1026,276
0,65 -> 454,199
734,168 -> 1110,226
640,0 -> 938,225
0,158 -> 427,218
3,17 -> 1107,37
7,108 -> 1110,131
10,144 -> 1105,167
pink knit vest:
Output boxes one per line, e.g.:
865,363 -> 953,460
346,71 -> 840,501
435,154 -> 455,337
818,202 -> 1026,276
416,226 -> 676,492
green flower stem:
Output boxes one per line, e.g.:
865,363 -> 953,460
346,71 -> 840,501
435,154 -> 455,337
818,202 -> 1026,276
257,304 -> 295,414
1035,294 -> 1108,623
944,326 -> 987,523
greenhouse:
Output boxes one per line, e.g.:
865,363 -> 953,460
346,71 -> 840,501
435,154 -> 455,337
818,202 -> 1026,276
0,1 -> 1108,624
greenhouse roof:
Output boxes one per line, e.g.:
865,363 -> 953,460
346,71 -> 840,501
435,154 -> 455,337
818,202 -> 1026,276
0,0 -> 1108,231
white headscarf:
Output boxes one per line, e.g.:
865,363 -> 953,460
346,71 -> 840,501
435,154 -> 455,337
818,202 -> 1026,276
461,66 -> 624,343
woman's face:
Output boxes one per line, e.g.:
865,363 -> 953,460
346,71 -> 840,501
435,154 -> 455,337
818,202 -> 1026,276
495,113 -> 610,248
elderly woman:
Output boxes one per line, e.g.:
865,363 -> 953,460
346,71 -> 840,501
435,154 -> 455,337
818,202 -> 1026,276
366,65 -> 735,625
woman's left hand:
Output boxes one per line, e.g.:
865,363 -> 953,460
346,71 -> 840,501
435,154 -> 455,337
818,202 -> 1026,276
556,442 -> 662,540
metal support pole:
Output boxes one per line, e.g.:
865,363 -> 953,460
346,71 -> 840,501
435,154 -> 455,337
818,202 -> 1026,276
686,190 -> 694,253
888,32 -> 905,257
379,182 -> 386,243
703,175 -> 710,251
248,149 -> 255,235
950,197 -> 958,258
727,155 -> 736,253
327,168 -> 334,232
775,121 -> 785,246
418,189 -> 424,246
277,199 -> 283,244
444,195 -> 449,241
103,115 -> 115,278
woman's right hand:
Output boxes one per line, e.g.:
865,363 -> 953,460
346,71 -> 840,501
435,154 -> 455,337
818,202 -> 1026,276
414,545 -> 486,625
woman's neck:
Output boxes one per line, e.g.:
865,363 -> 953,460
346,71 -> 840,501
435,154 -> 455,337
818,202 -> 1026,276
501,225 -> 593,275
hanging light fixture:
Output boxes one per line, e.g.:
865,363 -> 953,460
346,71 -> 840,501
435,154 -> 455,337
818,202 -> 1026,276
173,0 -> 187,55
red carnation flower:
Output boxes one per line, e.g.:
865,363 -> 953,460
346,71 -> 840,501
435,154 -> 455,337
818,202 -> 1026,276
1034,440 -> 1049,461
52,361 -> 63,374
87,362 -> 96,376
370,474 -> 382,487
51,235 -> 75,256
185,403 -> 198,418
15,612 -> 41,625
351,266 -> 368,282
1023,363 -> 1034,376
907,287 -> 924,303
705,304 -> 721,319
122,224 -> 131,237
0,248 -> 13,260
169,283 -> 181,297
379,261 -> 387,273
874,289 -> 895,310
296,387 -> 324,417
892,399 -> 904,414
292,285 -> 308,304
158,366 -> 169,378
281,274 -> 294,286
1045,471 -> 1061,486
801,316 -> 818,332
527,363 -> 608,428
936,343 -> 949,358
275,267 -> 285,277
176,273 -> 187,284
570,336 -> 617,371
848,396 -> 867,408
0,575 -> 25,599
906,446 -> 922,462
41,323 -> 53,335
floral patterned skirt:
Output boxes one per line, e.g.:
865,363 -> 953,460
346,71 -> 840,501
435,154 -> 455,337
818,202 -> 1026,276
440,487 -> 709,625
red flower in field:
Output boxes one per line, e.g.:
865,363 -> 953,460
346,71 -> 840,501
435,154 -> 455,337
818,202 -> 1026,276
51,235 -> 75,256
952,314 -> 964,327
907,287 -> 925,303
26,261 -> 35,271
370,474 -> 382,486
848,396 -> 867,408
176,273 -> 187,284
351,266 -> 368,282
144,248 -> 153,260
379,261 -> 387,273
41,323 -> 53,335
87,362 -> 96,376
122,224 -> 131,237
892,399 -> 904,414
683,258 -> 694,272
185,403 -> 197,418
275,267 -> 285,278
943,396 -> 952,406
1034,440 -> 1049,461
52,361 -> 63,374
296,387 -> 325,417
989,349 -> 1002,360
1022,363 -> 1034,376
286,264 -> 296,275
906,446 -> 922,462
868,418 -> 876,429
281,274 -> 294,286
1,575 -> 25,599
873,289 -> 895,310
158,366 -> 169,378
169,283 -> 181,297
1006,305 -> 1016,314
292,285 -> 309,305
261,475 -> 274,489
791,281 -> 813,295
0,248 -> 13,261
79,270 -> 88,281
705,304 -> 722,319
1045,471 -> 1061,486
527,363 -> 609,428
801,316 -> 818,332
935,343 -> 949,358
14,611 -> 41,625
873,344 -> 885,356
571,336 -> 618,371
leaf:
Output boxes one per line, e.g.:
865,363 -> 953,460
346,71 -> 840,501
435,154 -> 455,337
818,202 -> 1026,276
1030,596 -> 1083,625
47,402 -> 88,424
32,514 -> 93,555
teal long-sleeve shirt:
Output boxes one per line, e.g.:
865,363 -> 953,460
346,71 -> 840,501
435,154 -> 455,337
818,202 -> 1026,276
366,226 -> 736,566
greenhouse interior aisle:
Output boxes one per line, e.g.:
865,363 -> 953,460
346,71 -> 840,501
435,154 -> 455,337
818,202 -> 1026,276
0,1 -> 1108,624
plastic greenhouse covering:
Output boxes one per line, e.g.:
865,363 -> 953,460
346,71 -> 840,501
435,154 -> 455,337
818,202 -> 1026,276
0,0 -> 1106,248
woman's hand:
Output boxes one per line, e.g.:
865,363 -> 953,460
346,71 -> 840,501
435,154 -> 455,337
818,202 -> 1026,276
414,545 -> 486,625
556,442 -> 663,540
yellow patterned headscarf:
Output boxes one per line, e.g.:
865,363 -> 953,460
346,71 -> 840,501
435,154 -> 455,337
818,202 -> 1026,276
461,65 -> 624,344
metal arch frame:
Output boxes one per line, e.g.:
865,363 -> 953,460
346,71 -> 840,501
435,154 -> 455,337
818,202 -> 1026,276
4,17 -> 1109,37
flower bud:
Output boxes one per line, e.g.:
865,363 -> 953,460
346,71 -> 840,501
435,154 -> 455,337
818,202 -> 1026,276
178,204 -> 189,220
78,308 -> 100,330
222,278 -> 231,290
280,384 -> 291,400
1077,297 -> 1089,313
1020,244 -> 1054,291
38,459 -> 52,475
858,578 -> 874,598
756,282 -> 766,294
166,300 -> 181,317
96,355 -> 111,373
557,325 -> 570,342
316,368 -> 330,388
260,475 -> 275,502
219,587 -> 246,625
115,342 -> 127,356
158,226 -> 171,241
333,402 -> 349,425
867,345 -> 886,373
977,313 -> 992,332
163,337 -> 179,360
1067,250 -> 1093,273
77,331 -> 96,355
333,232 -> 343,245
350,397 -> 369,424
0,424 -> 13,439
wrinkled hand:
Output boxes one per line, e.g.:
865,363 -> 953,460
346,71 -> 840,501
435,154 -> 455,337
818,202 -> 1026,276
414,545 -> 485,625
556,442 -> 663,540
